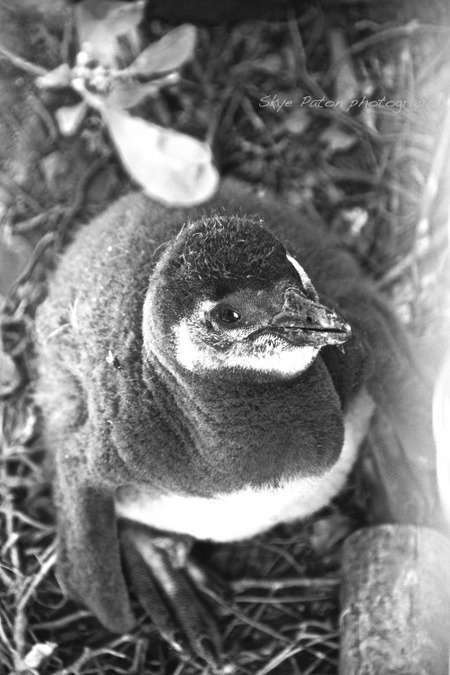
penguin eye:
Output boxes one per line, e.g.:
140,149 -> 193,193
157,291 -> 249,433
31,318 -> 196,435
214,304 -> 241,325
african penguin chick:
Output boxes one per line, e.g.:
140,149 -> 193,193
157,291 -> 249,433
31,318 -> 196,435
35,179 -> 436,667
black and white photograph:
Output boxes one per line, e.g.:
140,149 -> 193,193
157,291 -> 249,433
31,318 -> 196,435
0,1 -> 449,673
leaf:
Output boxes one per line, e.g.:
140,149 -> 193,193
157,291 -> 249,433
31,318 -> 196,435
77,0 -> 125,25
75,9 -> 118,65
126,25 -> 197,78
103,1 -> 145,37
35,63 -> 71,89
76,0 -> 144,37
55,101 -> 88,136
75,0 -> 144,65
106,73 -> 179,110
102,106 -> 219,205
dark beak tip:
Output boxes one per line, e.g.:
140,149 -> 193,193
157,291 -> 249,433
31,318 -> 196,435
269,296 -> 352,345
333,318 -> 352,338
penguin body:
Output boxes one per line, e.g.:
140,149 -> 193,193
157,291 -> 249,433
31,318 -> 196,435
35,179 -> 434,648
115,387 -> 373,542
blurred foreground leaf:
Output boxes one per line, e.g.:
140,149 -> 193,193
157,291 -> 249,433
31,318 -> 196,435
75,0 -> 145,64
127,24 -> 197,77
103,106 -> 219,205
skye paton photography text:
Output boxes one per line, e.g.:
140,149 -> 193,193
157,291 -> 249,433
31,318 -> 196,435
259,94 -> 425,113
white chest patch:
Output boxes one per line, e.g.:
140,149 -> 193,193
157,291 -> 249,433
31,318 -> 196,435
115,389 -> 375,542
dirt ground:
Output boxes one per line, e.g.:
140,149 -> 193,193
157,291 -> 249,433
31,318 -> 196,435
1,1 -> 450,673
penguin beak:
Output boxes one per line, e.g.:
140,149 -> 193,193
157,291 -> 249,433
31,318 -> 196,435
268,288 -> 351,347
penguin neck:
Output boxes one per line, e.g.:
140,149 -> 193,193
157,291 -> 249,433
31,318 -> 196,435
142,332 -> 344,495
141,290 -> 344,494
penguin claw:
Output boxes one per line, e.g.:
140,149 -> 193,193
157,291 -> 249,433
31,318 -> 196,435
186,556 -> 232,601
119,520 -> 225,669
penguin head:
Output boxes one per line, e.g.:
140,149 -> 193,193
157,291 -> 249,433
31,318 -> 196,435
144,215 -> 351,382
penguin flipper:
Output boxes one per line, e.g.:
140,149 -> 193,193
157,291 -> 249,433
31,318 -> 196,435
119,520 -> 222,668
54,436 -> 135,633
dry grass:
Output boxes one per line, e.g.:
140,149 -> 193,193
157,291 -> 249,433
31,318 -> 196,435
1,1 -> 450,674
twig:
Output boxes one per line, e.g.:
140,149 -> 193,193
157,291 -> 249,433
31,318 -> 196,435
257,543 -> 308,577
33,610 -> 93,631
348,20 -> 423,56
235,594 -> 334,604
326,21 -> 438,89
254,644 -> 309,675
5,156 -> 107,310
417,97 -> 450,239
231,577 -> 339,593
13,545 -> 56,662
13,206 -> 65,234
0,44 -> 48,77
5,231 -> 56,306
0,509 -> 54,533
49,636 -> 140,675
327,28 -> 360,109
0,172 -> 44,214
375,251 -> 416,290
288,15 -> 328,101
28,93 -> 59,144
2,496 -> 21,577
56,156 -> 108,240
253,634 -> 338,675
202,586 -> 290,644
60,8 -> 75,64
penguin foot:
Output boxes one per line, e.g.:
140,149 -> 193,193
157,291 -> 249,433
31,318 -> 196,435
119,520 -> 225,671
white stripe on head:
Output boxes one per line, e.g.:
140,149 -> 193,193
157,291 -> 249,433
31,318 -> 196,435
286,253 -> 318,300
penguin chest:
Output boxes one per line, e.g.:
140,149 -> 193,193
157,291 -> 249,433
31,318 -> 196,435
115,389 -> 374,542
